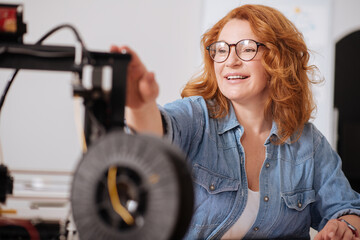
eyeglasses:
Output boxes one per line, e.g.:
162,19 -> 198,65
206,39 -> 265,63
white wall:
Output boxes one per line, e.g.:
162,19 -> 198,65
333,0 -> 360,43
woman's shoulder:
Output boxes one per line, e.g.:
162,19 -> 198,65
302,122 -> 324,139
295,122 -> 326,150
164,96 -> 209,113
183,95 -> 208,105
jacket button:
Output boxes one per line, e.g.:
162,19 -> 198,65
265,163 -> 270,168
264,196 -> 269,202
253,227 -> 259,231
209,184 -> 215,191
298,202 -> 302,208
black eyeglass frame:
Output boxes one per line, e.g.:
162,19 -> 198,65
206,39 -> 265,63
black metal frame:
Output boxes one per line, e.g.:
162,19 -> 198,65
0,42 -> 131,145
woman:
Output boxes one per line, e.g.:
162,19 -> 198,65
111,4 -> 360,240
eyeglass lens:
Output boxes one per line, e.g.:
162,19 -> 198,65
208,40 -> 259,63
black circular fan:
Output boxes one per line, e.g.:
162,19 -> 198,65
71,131 -> 194,240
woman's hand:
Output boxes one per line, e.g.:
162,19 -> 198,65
110,45 -> 159,109
314,219 -> 360,240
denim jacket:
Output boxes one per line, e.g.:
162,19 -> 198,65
159,96 -> 360,240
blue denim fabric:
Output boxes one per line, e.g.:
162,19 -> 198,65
159,96 -> 360,240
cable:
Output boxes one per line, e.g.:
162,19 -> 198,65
0,24 -> 91,167
0,70 -> 18,114
73,97 -> 88,153
0,24 -> 91,115
107,166 -> 135,226
0,217 -> 40,240
34,24 -> 91,62
0,70 -> 18,165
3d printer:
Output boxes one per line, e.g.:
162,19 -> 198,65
0,4 -> 193,240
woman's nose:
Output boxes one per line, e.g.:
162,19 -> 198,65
225,47 -> 242,67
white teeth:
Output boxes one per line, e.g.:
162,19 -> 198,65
227,75 -> 247,80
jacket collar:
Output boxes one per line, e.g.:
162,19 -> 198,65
217,103 -> 240,135
216,103 -> 291,145
265,122 -> 292,145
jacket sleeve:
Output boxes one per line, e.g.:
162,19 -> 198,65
158,96 -> 207,155
310,125 -> 360,231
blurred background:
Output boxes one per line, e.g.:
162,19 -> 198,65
0,0 -> 359,237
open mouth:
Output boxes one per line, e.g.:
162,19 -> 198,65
226,75 -> 249,80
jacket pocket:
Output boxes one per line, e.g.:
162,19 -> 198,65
281,189 -> 316,211
267,189 -> 315,237
192,164 -> 240,194
189,164 -> 241,230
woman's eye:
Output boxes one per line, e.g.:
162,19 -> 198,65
242,47 -> 256,53
218,48 -> 227,54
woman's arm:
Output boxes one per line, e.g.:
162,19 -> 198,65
309,125 -> 360,239
125,100 -> 163,136
111,46 -> 163,136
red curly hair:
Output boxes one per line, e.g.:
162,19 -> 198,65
181,4 -> 319,144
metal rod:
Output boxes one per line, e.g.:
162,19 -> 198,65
10,169 -> 73,176
7,195 -> 69,201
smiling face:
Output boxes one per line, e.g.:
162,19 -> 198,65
214,19 -> 269,108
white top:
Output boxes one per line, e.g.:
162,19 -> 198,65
221,189 -> 260,239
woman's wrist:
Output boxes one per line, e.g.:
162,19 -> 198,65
125,102 -> 163,136
338,218 -> 359,237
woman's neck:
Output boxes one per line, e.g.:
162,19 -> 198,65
231,100 -> 272,135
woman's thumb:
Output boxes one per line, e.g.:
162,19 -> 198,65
139,71 -> 159,102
